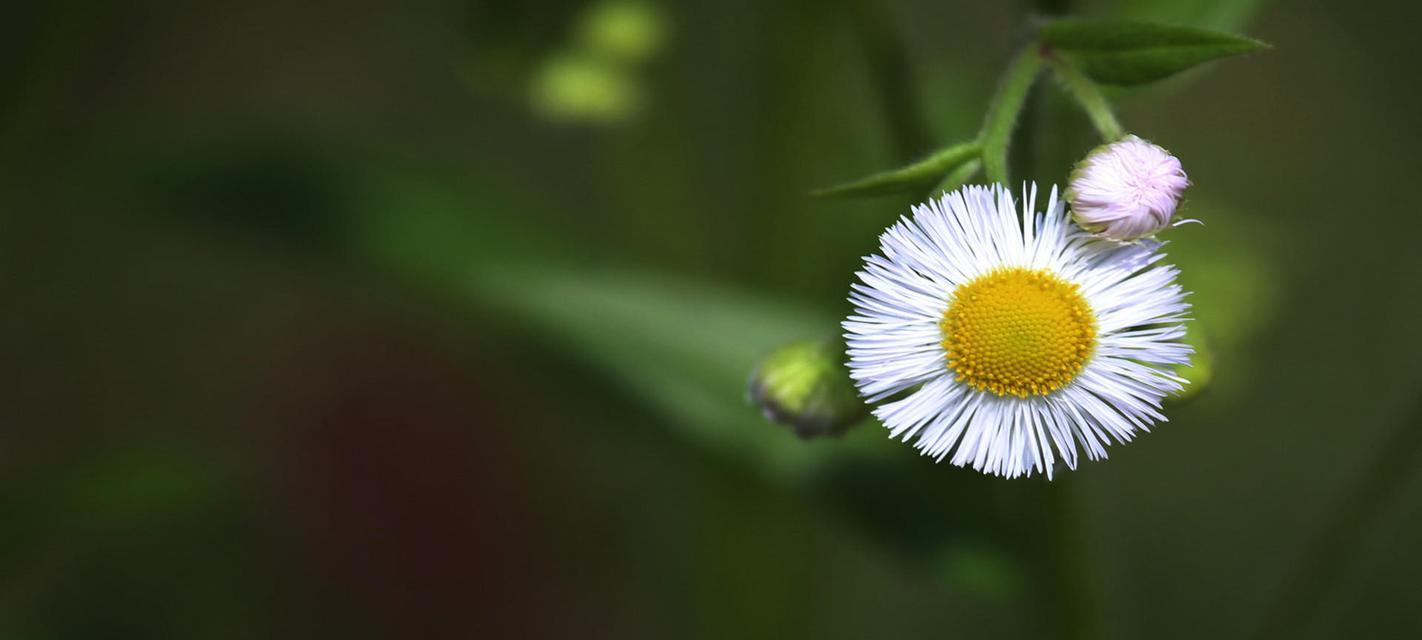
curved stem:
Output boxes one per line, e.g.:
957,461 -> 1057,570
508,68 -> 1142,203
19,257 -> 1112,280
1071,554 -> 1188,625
932,158 -> 982,196
1046,55 -> 1124,141
980,46 -> 1044,185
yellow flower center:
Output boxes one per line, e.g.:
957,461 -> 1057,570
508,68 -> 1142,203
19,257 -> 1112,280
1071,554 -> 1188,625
941,267 -> 1096,398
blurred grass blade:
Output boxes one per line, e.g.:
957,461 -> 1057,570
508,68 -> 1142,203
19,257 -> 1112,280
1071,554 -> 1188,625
1040,19 -> 1267,86
812,142 -> 979,199
470,266 -> 884,477
353,168 -> 894,477
137,146 -> 891,477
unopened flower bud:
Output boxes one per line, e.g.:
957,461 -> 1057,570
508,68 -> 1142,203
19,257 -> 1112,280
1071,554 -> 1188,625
749,339 -> 865,439
1066,135 -> 1189,241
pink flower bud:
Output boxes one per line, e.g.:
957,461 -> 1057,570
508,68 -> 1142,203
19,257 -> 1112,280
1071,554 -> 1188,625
1065,135 -> 1189,241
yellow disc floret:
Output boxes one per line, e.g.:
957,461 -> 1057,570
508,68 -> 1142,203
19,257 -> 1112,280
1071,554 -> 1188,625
941,267 -> 1096,398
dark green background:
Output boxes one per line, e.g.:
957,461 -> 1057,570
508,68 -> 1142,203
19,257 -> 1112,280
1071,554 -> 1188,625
4,0 -> 1421,637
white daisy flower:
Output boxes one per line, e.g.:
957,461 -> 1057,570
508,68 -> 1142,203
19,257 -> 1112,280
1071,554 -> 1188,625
843,183 -> 1191,478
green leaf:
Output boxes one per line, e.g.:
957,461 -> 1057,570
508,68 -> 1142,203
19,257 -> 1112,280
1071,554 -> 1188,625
812,142 -> 979,198
1106,0 -> 1267,33
1040,19 -> 1267,86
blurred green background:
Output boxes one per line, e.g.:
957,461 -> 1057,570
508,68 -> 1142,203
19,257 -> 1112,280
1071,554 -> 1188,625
4,0 -> 1422,637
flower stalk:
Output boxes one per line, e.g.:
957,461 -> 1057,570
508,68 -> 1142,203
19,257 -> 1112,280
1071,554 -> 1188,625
1046,54 -> 1124,141
980,46 -> 1045,184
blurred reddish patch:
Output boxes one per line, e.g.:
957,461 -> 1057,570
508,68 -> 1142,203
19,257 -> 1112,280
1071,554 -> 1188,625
256,323 -> 570,638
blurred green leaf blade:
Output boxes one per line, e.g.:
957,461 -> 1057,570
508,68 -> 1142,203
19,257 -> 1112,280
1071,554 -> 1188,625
1040,19 -> 1267,86
812,142 -> 979,199
470,266 -> 886,477
1105,0 -> 1267,32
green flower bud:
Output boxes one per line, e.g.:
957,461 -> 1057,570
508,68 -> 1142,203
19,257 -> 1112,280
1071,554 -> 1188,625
748,339 -> 866,439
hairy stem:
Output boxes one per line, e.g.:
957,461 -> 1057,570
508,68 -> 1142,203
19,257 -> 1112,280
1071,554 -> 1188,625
932,158 -> 982,195
980,47 -> 1044,185
1046,55 -> 1123,141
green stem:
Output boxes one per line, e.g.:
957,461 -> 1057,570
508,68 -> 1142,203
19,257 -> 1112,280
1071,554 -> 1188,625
1045,480 -> 1106,640
979,46 -> 1044,185
931,158 -> 982,196
1047,55 -> 1124,141
1025,7 -> 1107,632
